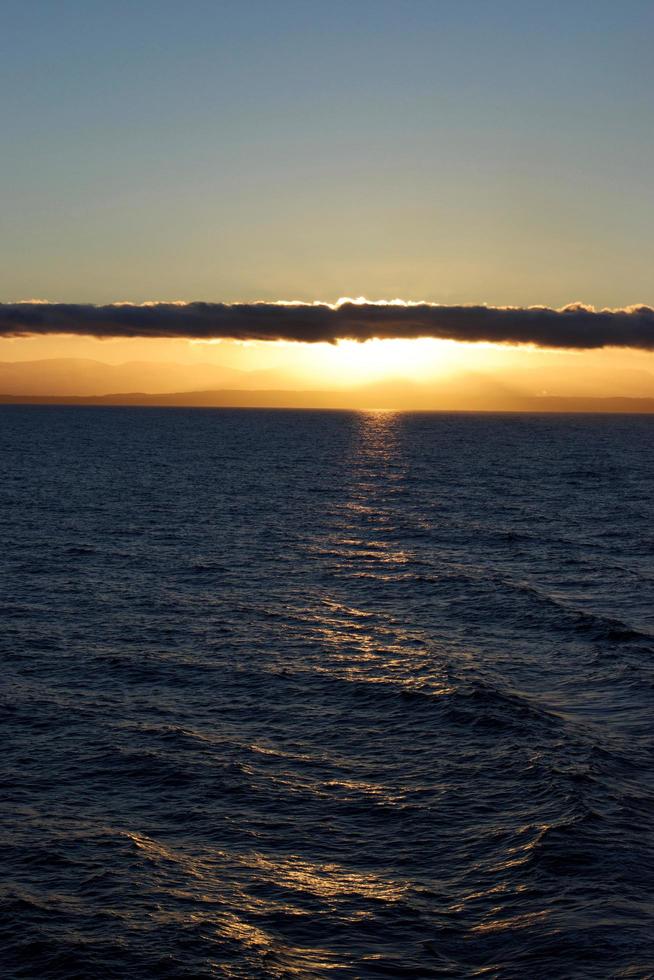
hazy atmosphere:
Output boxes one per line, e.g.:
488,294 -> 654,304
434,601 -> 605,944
3,4 -> 654,979
2,0 -> 654,409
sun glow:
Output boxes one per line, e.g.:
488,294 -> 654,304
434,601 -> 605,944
290,337 -> 511,387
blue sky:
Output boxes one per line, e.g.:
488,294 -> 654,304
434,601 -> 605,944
1,0 -> 653,306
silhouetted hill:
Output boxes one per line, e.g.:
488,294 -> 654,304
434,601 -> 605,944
3,383 -> 654,412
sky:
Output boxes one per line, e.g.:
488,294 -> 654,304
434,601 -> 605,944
1,1 -> 653,404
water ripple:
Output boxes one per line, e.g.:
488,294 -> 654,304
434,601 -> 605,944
1,407 -> 653,978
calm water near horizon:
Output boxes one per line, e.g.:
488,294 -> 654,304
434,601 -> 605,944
2,406 -> 653,978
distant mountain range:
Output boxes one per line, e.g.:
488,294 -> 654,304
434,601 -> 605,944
3,383 -> 654,413
2,357 -> 654,412
0,358 -> 299,396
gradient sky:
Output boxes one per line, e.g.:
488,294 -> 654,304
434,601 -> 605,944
2,0 -> 653,310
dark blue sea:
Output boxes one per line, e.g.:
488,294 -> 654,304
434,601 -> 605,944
2,407 -> 653,979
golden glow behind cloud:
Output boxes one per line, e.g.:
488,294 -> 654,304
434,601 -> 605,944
2,328 -> 654,410
1,294 -> 653,408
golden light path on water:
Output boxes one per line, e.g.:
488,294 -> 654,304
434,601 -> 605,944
128,409 -> 558,970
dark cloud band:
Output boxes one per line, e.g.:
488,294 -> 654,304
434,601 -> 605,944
2,301 -> 654,349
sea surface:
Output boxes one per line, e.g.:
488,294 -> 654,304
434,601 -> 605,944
2,406 -> 653,979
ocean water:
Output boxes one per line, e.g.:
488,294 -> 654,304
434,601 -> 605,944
1,406 -> 653,979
